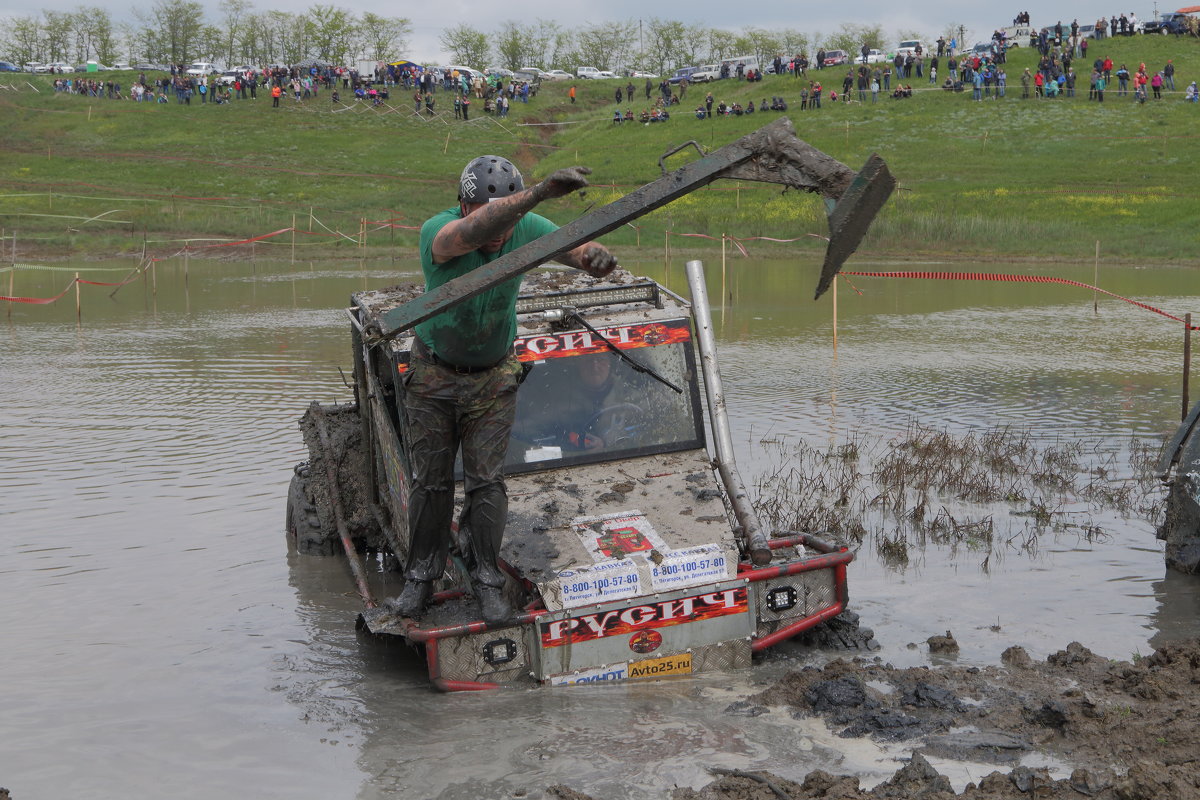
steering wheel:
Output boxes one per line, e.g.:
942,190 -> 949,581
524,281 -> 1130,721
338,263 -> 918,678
582,403 -> 645,449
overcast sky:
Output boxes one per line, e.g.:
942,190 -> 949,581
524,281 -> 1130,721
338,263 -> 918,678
1,1 -> 1173,62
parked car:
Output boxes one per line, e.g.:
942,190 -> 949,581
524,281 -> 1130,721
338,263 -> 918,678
593,70 -> 617,79
1000,25 -> 1033,44
1143,12 -> 1190,34
669,66 -> 700,84
112,62 -> 131,70
628,70 -> 657,78
514,68 -> 545,84
822,49 -> 849,67
43,61 -> 72,73
1077,24 -> 1097,39
895,40 -> 925,57
185,62 -> 219,76
863,49 -> 888,64
215,70 -> 242,86
543,69 -> 573,80
689,64 -> 720,82
0,61 -> 19,72
486,67 -> 514,80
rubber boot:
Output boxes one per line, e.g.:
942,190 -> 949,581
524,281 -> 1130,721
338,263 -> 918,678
384,579 -> 432,618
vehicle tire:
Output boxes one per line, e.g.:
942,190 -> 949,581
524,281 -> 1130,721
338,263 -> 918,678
286,462 -> 340,556
797,609 -> 880,651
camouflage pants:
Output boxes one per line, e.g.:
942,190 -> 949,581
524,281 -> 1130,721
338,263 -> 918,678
400,350 -> 522,588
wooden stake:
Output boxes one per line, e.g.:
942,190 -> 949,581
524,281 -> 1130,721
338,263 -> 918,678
1185,313 -> 1193,422
7,266 -> 13,320
1093,240 -> 1099,314
736,183 -> 740,209
832,275 -> 838,355
309,206 -> 313,231
443,132 -> 451,153
291,214 -> 296,264
75,272 -> 81,320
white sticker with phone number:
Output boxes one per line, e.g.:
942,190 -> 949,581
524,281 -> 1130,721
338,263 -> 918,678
649,544 -> 729,591
556,559 -> 642,609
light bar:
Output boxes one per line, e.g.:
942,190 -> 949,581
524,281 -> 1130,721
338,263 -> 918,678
515,282 -> 659,315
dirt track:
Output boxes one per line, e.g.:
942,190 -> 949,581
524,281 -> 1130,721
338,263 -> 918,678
550,637 -> 1200,799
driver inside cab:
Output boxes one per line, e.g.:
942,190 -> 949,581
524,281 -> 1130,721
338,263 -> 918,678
514,352 -> 641,452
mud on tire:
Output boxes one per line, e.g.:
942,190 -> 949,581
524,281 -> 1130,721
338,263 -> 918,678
796,610 -> 880,651
293,402 -> 385,554
286,462 -> 340,555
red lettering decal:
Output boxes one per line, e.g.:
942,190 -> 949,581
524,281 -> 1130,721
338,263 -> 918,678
579,611 -> 621,637
659,596 -> 697,620
547,618 -> 580,640
620,606 -> 658,627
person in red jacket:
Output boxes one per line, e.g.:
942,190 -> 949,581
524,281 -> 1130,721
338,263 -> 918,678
270,84 -> 282,107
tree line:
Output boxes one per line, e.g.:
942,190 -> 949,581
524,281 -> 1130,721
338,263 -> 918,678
2,3 -> 967,73
1,0 -> 411,68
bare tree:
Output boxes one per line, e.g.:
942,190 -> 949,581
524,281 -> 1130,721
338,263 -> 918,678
439,23 -> 488,67
218,0 -> 251,67
358,13 -> 410,62
705,28 -> 736,62
141,0 -> 206,64
306,4 -> 356,64
2,16 -> 43,65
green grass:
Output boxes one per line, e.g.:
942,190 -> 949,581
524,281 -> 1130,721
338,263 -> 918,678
1,33 -> 1198,265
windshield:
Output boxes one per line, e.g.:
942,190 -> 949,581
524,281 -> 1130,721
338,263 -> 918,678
505,318 -> 704,472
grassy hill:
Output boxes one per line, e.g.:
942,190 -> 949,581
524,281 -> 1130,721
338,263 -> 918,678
1,34 -> 1198,265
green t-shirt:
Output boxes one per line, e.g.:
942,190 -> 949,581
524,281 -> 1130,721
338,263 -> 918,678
415,206 -> 558,367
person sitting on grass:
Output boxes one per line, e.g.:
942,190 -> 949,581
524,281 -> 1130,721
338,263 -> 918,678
613,109 -> 622,123
624,109 -> 634,121
640,108 -> 650,122
695,105 -> 707,119
331,89 -> 340,103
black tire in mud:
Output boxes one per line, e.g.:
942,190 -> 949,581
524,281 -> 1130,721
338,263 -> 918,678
286,462 -> 341,555
797,610 -> 880,652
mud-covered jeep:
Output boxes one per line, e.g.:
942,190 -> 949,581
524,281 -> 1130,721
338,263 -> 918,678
286,119 -> 894,690
291,267 -> 871,689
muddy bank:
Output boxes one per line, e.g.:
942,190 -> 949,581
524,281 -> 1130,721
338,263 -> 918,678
550,638 -> 1200,800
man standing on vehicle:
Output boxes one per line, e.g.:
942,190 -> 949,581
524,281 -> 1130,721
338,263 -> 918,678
386,155 -> 618,625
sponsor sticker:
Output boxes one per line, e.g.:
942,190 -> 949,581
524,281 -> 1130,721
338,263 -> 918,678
548,662 -> 629,686
629,629 -> 662,653
628,653 -> 692,680
649,543 -> 729,592
555,559 -> 642,609
540,587 -> 749,648
572,510 -> 668,563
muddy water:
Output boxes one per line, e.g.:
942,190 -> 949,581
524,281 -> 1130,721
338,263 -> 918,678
2,256 -> 1198,799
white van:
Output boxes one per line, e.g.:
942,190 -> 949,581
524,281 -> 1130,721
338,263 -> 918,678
444,65 -> 484,82
185,62 -> 218,75
719,55 -> 760,78
576,66 -> 601,79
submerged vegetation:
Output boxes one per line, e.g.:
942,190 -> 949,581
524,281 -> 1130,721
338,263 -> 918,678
752,421 -> 1167,568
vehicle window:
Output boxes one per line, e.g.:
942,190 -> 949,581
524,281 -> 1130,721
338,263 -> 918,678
506,322 -> 703,471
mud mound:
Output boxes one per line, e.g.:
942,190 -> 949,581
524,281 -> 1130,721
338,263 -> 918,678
548,639 -> 1200,799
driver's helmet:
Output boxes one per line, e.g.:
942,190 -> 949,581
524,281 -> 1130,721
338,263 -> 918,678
459,155 -> 524,203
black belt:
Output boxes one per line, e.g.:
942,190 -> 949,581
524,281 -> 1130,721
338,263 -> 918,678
413,337 -> 506,374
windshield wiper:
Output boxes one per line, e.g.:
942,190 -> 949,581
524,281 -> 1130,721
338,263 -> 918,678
566,310 -> 683,394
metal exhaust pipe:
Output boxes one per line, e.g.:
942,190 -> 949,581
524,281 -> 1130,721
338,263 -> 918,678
685,260 -> 772,565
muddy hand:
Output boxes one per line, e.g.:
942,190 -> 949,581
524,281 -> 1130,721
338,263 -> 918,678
580,244 -> 617,278
534,166 -> 592,200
